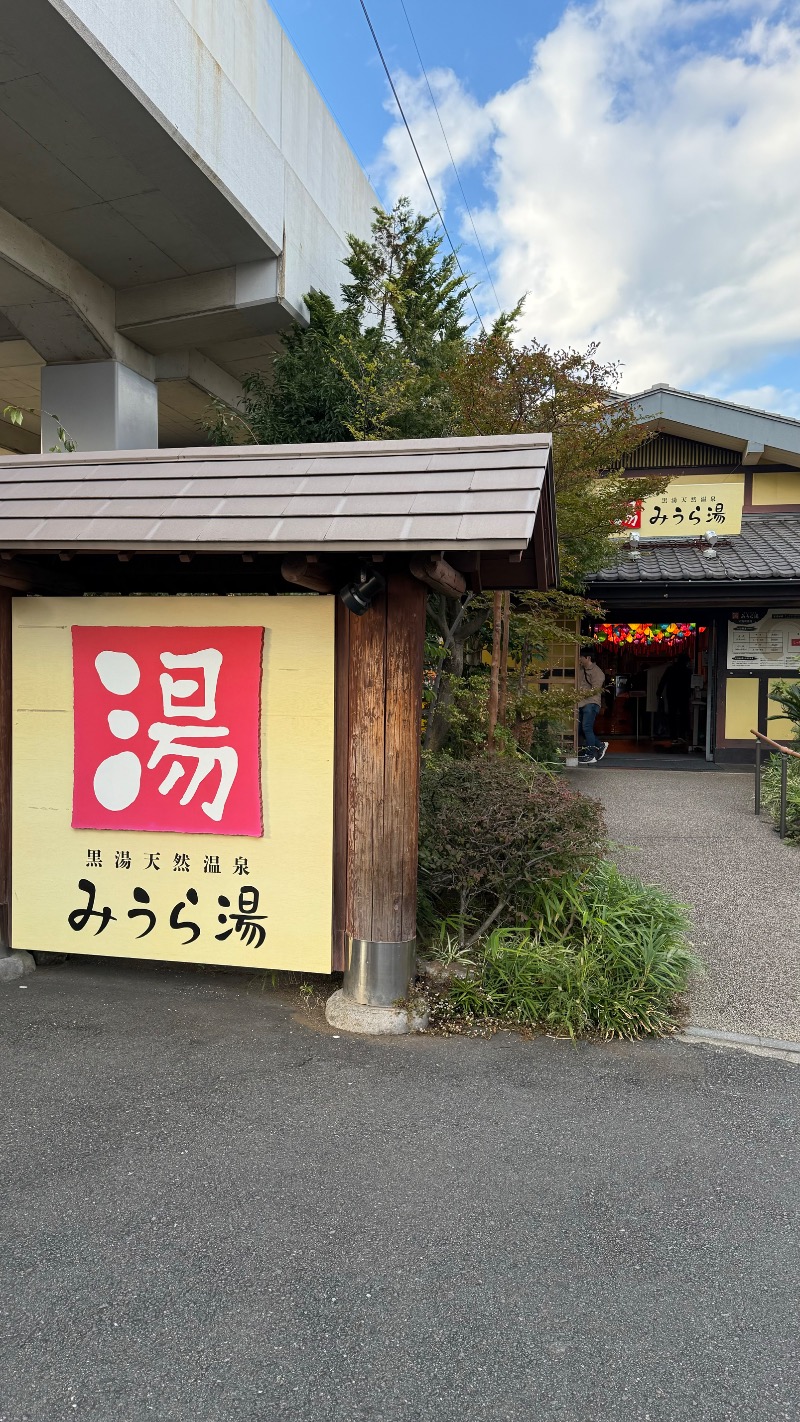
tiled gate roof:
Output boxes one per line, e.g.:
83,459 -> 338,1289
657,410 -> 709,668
0,435 -> 553,554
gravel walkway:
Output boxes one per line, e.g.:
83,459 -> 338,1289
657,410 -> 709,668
571,767 -> 800,1042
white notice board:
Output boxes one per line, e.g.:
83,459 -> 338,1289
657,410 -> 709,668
727,609 -> 800,671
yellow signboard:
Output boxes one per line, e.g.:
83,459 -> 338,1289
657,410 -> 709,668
12,596 -> 335,972
621,478 -> 744,538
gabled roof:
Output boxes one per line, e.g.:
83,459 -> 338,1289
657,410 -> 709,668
590,514 -> 800,585
629,385 -> 800,467
0,434 -> 553,555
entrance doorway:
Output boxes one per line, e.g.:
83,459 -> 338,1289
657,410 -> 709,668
590,621 -> 712,758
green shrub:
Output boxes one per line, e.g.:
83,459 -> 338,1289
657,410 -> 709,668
767,679 -> 800,747
418,754 -> 604,948
442,860 -> 695,1039
761,753 -> 800,842
438,668 -> 576,764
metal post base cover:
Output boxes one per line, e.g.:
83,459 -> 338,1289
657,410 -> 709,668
343,936 -> 416,1008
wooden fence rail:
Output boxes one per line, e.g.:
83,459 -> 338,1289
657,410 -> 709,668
751,729 -> 800,838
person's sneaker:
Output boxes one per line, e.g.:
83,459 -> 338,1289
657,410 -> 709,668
577,751 -> 595,764
595,741 -> 609,762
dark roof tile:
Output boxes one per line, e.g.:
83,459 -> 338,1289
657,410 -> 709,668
589,515 -> 800,584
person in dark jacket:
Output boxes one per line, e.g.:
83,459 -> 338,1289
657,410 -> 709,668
657,652 -> 692,743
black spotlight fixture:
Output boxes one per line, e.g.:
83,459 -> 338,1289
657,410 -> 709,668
339,563 -> 386,615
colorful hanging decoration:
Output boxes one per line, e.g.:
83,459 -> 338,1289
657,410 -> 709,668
593,622 -> 704,647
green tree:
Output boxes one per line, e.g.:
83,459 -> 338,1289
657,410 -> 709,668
204,200 -> 471,446
203,203 -> 665,761
444,318 -> 662,588
342,198 -> 470,360
420,320 -> 669,754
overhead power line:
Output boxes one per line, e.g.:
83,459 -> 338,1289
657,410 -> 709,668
397,0 -> 501,313
356,0 -> 486,335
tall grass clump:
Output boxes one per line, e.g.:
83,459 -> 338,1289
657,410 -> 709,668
445,861 -> 695,1039
760,754 -> 800,842
761,680 -> 800,840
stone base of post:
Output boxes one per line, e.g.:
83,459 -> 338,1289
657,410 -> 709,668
0,950 -> 36,983
324,935 -> 428,1035
325,988 -> 428,1036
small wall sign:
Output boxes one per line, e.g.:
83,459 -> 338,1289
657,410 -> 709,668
621,479 -> 744,538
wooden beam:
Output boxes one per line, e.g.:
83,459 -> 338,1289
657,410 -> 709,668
448,551 -> 480,571
0,567 -> 32,592
742,441 -> 765,466
0,557 -> 76,594
281,555 -> 338,594
409,553 -> 467,598
379,572 -> 427,944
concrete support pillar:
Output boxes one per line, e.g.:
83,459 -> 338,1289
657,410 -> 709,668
40,360 -> 158,452
326,571 -> 429,1034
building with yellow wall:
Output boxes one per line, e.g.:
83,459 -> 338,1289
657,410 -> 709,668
588,386 -> 800,762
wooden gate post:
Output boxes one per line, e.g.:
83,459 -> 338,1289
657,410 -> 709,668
0,589 -> 12,952
332,569 -> 427,1008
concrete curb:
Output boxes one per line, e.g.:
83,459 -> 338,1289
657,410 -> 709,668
680,1025 -> 800,1063
0,951 -> 36,983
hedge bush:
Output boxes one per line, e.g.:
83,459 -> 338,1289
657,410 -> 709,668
418,754 -> 604,947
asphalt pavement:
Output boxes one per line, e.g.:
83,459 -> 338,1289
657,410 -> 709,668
570,767 -> 800,1043
1,959 -> 797,1422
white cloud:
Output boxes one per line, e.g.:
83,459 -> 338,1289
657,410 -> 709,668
375,0 -> 800,395
376,68 -> 493,214
714,385 -> 800,420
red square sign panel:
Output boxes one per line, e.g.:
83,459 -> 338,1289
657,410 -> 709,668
72,626 -> 264,836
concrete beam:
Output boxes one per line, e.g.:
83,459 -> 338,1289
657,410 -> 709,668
117,264 -> 278,327
742,441 -> 765,465
0,414 -> 39,455
35,0 -> 377,299
116,261 -> 298,354
155,351 -> 245,412
0,204 -> 154,376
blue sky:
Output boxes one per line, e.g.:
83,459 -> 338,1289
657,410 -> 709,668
271,1 -> 800,414
270,1 -> 562,172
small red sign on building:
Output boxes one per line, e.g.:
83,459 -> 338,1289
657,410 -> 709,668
619,501 -> 642,530
72,625 -> 264,836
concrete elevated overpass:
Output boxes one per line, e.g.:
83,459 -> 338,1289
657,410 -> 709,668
0,0 -> 378,452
